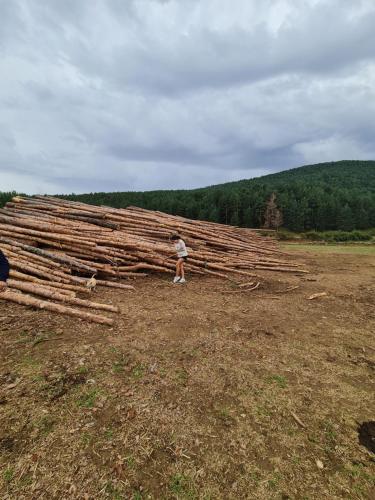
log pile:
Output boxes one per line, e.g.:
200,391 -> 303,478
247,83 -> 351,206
0,195 -> 306,323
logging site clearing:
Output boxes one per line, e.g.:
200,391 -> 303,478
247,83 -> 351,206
1,242 -> 374,499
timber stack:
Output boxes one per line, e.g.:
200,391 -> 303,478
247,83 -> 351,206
0,195 -> 306,324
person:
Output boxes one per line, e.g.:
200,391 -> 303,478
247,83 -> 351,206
0,249 -> 10,293
168,234 -> 188,284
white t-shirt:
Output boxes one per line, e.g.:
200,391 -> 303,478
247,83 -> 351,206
175,239 -> 188,258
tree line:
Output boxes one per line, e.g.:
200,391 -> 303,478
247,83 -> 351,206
1,161 -> 375,231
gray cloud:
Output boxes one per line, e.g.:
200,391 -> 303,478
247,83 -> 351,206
0,0 -> 374,194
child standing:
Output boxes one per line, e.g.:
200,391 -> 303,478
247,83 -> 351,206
170,234 -> 188,284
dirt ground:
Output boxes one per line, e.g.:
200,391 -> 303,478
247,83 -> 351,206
0,247 -> 374,499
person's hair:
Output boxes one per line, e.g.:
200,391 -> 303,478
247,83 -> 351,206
170,234 -> 180,241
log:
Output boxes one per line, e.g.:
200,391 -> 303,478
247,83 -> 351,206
238,281 -> 256,288
118,263 -> 173,273
8,259 -> 67,283
1,244 -> 69,270
221,282 -> 261,294
7,280 -> 119,312
100,273 -> 148,278
0,236 -> 97,273
0,223 -> 95,247
9,270 -> 90,294
0,194 -> 308,323
0,290 -> 113,325
62,214 -> 120,229
7,257 -> 81,284
93,280 -> 135,290
7,279 -> 76,298
291,411 -> 307,429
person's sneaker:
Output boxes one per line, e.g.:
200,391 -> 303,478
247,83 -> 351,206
173,276 -> 181,283
178,278 -> 186,284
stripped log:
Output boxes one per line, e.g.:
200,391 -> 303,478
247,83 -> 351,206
222,282 -> 261,294
93,280 -> 135,290
0,194 -> 307,323
8,279 -> 76,298
9,270 -> 90,294
0,290 -> 114,325
0,236 -> 96,273
7,280 -> 119,312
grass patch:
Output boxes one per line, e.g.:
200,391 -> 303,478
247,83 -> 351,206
278,228 -> 375,243
215,407 -> 235,426
267,472 -> 282,490
112,360 -> 125,373
343,464 -> 375,495
175,368 -> 188,385
321,419 -> 338,454
282,243 -> 375,255
267,374 -> 288,388
104,481 -> 123,500
19,474 -> 33,487
31,335 -> 49,347
126,456 -> 136,469
36,415 -> 55,435
111,352 -> 129,374
304,230 -> 374,242
131,363 -> 145,380
256,405 -> 272,417
21,356 -> 41,369
14,330 -> 33,345
169,473 -> 196,498
292,455 -> 301,465
217,407 -> 230,420
104,428 -> 114,440
81,432 -> 93,446
249,471 -> 261,485
3,467 -> 14,483
77,388 -> 99,408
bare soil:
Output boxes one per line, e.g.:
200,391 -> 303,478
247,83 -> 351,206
0,248 -> 374,499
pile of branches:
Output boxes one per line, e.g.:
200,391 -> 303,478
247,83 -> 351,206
0,195 -> 306,324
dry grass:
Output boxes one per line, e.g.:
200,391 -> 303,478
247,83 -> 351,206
0,251 -> 374,499
282,242 -> 375,255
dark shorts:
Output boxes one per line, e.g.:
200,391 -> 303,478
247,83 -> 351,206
0,260 -> 9,282
0,271 -> 9,282
177,256 -> 188,262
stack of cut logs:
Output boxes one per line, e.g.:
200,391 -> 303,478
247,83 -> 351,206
0,195 -> 306,324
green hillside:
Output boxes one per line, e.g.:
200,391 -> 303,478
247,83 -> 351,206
2,160 -> 375,231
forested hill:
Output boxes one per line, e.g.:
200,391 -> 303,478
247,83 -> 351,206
1,160 -> 375,231
62,160 -> 375,231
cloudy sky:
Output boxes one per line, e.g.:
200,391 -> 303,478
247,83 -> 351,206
1,0 -> 375,194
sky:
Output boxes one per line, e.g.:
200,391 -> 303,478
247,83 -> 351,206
1,0 -> 375,194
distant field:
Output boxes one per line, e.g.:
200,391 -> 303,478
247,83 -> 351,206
282,242 -> 375,255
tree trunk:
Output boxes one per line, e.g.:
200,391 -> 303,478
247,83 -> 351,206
0,290 -> 114,325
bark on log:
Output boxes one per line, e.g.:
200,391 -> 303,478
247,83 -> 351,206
0,236 -> 96,273
0,290 -> 114,325
0,194 -> 308,324
7,279 -> 76,297
7,280 -> 119,312
93,280 -> 135,290
9,270 -> 90,294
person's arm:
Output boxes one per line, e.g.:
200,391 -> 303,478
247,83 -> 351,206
163,252 -> 176,263
0,281 -> 7,293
